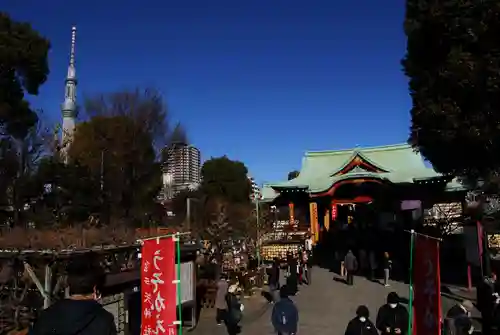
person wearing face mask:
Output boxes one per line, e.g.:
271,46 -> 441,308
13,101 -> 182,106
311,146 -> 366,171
376,292 -> 409,335
344,305 -> 378,335
29,253 -> 117,335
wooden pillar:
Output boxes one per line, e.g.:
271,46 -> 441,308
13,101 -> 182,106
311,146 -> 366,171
44,264 -> 52,309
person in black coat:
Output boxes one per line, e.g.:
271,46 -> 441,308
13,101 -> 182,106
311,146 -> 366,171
376,292 -> 409,335
271,286 -> 299,335
454,315 -> 475,335
225,285 -> 243,335
29,256 -> 117,335
286,253 -> 298,295
344,305 -> 378,335
344,250 -> 358,286
368,250 -> 377,281
382,252 -> 392,287
268,258 -> 281,302
477,275 -> 496,335
445,300 -> 474,335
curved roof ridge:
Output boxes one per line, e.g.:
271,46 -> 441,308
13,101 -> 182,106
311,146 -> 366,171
328,150 -> 390,176
305,143 -> 410,156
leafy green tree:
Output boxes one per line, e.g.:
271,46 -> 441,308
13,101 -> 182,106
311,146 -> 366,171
200,156 -> 251,204
0,12 -> 50,139
287,170 -> 299,180
402,0 -> 500,179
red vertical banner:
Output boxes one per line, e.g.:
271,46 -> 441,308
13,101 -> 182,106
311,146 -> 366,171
413,236 -> 441,335
477,221 -> 484,274
141,237 -> 178,335
331,202 -> 337,221
289,202 -> 295,228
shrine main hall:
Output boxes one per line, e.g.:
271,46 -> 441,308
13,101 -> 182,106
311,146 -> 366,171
260,143 -> 466,238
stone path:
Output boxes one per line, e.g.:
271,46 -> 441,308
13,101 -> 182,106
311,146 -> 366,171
191,267 -> 481,334
243,268 -> 411,335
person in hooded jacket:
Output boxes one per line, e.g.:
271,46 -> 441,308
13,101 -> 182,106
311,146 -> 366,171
271,285 -> 299,335
344,305 -> 378,335
29,254 -> 116,335
376,292 -> 409,335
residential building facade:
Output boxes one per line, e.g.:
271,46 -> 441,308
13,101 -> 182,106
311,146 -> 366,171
160,143 -> 201,200
248,175 -> 260,199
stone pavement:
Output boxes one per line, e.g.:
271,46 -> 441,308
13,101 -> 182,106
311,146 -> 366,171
191,267 -> 481,334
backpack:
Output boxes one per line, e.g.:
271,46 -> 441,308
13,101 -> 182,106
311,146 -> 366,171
278,310 -> 288,326
273,300 -> 296,332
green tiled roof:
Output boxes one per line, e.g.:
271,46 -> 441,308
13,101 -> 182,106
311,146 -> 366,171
261,143 -> 465,201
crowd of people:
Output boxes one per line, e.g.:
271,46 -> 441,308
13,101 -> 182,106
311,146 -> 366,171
213,239 -> 413,335
214,239 -> 313,335
336,249 -> 393,287
269,289 -> 410,335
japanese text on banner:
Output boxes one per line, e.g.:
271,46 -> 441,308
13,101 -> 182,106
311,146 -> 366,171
413,236 -> 442,335
141,237 -> 177,335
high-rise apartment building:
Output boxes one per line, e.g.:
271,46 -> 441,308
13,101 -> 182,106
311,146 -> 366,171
248,176 -> 261,199
160,143 -> 201,199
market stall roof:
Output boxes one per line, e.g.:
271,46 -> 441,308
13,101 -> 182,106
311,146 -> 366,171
261,143 -> 465,201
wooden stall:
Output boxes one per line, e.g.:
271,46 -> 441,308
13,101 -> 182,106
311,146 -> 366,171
0,241 -> 200,335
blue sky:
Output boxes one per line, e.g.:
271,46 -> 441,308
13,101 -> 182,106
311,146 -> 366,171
4,0 -> 411,184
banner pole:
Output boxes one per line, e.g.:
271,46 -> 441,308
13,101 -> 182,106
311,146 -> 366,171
175,233 -> 183,335
407,229 -> 415,335
137,231 -> 191,243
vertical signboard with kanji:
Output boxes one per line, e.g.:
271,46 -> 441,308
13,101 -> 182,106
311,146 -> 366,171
289,202 -> 295,228
331,202 -> 337,221
324,209 -> 330,231
141,237 -> 178,335
413,236 -> 441,335
309,202 -> 319,243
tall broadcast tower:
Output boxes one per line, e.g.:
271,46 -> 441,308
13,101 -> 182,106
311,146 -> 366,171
60,26 -> 78,162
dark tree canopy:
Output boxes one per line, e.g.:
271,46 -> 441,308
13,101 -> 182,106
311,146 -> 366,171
0,13 -> 50,138
69,88 -> 188,223
69,115 -> 161,221
402,0 -> 500,179
30,158 -> 100,224
0,118 -> 51,225
84,88 -> 187,153
287,170 -> 300,180
200,156 -> 251,204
